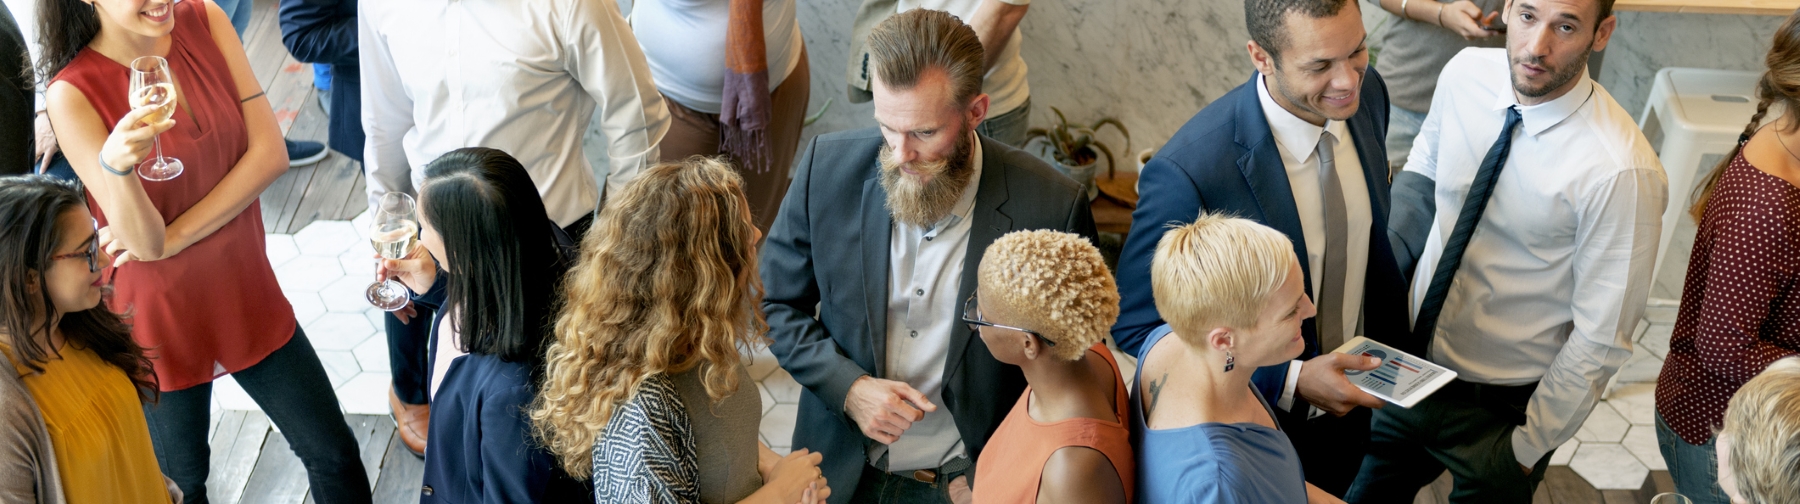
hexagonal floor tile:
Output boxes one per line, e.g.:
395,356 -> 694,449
364,308 -> 387,331
317,350 -> 362,388
1605,382 -> 1657,427
1575,403 -> 1629,444
320,276 -> 379,313
339,249 -> 378,280
760,403 -> 797,449
286,290 -> 326,326
1622,424 -> 1665,471
353,333 -> 391,374
758,383 -> 776,415
274,255 -> 345,294
1550,438 -> 1580,466
305,312 -> 376,351
1568,443 -> 1648,490
266,234 -> 300,269
745,346 -> 781,381
762,369 -> 802,405
294,220 -> 362,257
336,372 -> 393,415
1641,324 -> 1673,359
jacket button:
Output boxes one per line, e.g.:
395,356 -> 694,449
422,485 -> 434,496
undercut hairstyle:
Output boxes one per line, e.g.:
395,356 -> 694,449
1722,357 -> 1800,504
532,156 -> 766,478
1244,0 -> 1356,63
865,8 -> 986,107
977,230 -> 1119,362
1151,213 -> 1296,345
0,175 -> 154,400
419,148 -> 564,367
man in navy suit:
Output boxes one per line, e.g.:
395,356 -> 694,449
762,9 -> 1095,504
1112,0 -> 1424,495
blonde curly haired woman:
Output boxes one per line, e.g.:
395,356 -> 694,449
532,157 -> 829,504
967,230 -> 1133,504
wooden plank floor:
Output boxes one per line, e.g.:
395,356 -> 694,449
208,411 -> 422,504
244,0 -> 366,235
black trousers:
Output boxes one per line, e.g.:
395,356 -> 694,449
1346,380 -> 1554,504
1287,405 -> 1373,496
386,306 -> 434,405
144,325 -> 372,504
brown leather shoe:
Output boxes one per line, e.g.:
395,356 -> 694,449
388,387 -> 429,458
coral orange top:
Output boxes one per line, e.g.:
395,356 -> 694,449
972,343 -> 1135,503
51,0 -> 295,391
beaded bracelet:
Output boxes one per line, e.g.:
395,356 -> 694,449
99,153 -> 133,176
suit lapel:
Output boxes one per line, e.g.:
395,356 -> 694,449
944,138 -> 1011,385
861,175 -> 894,377
1233,78 -> 1312,290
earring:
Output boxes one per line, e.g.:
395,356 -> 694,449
1224,351 -> 1235,372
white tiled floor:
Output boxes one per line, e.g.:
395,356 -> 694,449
234,214 -> 1679,489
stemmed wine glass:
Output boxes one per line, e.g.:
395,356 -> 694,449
1649,493 -> 1693,504
365,193 -> 419,311
128,56 -> 183,181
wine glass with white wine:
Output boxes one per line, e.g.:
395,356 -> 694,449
365,192 -> 419,311
128,56 -> 183,181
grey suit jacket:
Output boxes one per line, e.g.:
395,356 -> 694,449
760,128 -> 1097,504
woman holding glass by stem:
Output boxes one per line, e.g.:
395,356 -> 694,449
36,0 -> 371,502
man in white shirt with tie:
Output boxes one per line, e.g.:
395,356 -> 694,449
1347,0 -> 1667,501
359,0 -> 670,238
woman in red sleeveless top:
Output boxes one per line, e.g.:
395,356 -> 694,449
39,0 -> 369,502
967,230 -> 1134,504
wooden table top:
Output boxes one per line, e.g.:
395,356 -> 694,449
1614,0 -> 1797,15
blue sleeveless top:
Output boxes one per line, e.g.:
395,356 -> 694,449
1129,325 -> 1309,503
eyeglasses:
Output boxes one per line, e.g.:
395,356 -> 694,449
962,294 -> 1056,347
51,237 -> 101,273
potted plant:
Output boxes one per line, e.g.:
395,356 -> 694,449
1025,107 -> 1130,200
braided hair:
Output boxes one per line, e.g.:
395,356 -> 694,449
1690,10 -> 1800,222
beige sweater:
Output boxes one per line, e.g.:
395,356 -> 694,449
0,351 -> 64,504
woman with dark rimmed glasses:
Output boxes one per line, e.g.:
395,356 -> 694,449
0,175 -> 179,503
964,229 -> 1134,504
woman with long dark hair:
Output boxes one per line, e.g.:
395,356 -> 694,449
36,0 -> 369,501
380,147 -> 586,502
1654,8 -> 1800,504
0,175 -> 173,503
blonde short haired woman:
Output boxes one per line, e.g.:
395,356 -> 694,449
1131,213 -> 1342,503
1716,356 -> 1800,504
532,157 -> 828,504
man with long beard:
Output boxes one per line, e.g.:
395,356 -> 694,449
1348,0 -> 1667,501
760,9 -> 1095,504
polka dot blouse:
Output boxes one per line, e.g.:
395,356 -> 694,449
1655,151 -> 1800,445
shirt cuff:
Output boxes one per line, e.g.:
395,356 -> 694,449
1511,425 -> 1550,468
1277,360 -> 1304,411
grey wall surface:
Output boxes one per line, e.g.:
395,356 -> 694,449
586,1 -> 1789,181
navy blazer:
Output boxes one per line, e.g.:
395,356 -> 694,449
1112,70 -> 1420,406
761,129 -> 1098,504
415,225 -> 583,503
277,0 -> 362,160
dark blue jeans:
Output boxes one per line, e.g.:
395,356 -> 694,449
386,308 -> 433,405
1655,412 -> 1731,504
144,325 -> 372,504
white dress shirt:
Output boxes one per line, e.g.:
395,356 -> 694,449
1255,75 -> 1374,413
1405,48 -> 1668,466
359,0 -> 670,227
895,0 -> 1031,116
871,138 -> 983,472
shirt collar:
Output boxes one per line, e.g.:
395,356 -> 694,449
1257,74 -> 1343,163
1490,70 -> 1595,137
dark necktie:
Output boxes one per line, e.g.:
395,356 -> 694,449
1411,106 -> 1522,341
1317,131 -> 1348,352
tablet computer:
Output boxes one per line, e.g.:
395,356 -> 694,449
1329,336 -> 1459,409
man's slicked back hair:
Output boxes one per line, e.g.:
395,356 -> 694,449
866,8 -> 986,106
